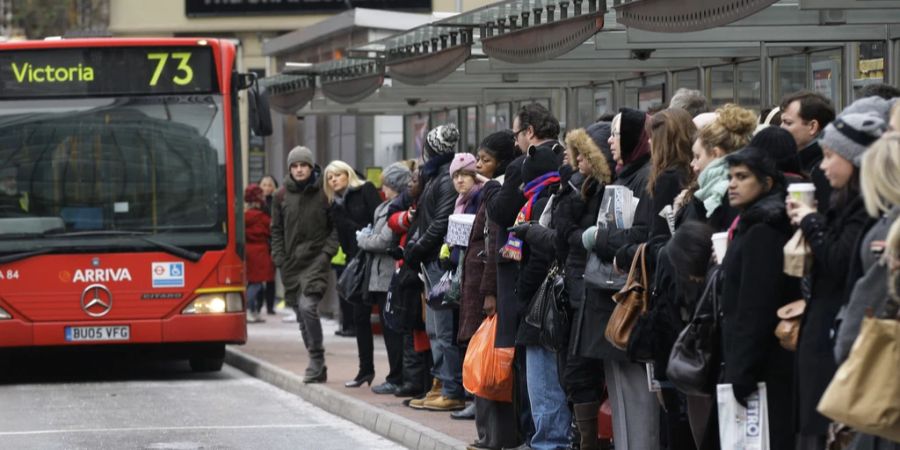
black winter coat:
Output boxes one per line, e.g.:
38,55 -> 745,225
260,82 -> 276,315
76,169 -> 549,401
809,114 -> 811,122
487,161 -> 528,349
331,182 -> 382,259
798,141 -> 832,214
648,167 -> 691,239
407,160 -> 456,265
795,194 -> 867,435
676,192 -> 740,233
594,154 -> 651,271
720,190 -> 800,450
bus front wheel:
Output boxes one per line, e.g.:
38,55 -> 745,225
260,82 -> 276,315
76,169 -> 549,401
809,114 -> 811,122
189,344 -> 225,372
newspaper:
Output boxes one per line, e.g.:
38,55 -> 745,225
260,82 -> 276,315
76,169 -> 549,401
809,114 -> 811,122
597,185 -> 640,230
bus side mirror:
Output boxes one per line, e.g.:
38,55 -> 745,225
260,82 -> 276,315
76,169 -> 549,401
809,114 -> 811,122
248,88 -> 273,137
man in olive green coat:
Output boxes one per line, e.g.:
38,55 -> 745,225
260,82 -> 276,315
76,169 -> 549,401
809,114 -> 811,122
271,146 -> 338,383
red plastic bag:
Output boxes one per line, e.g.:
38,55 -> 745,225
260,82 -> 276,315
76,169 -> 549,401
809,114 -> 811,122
462,315 -> 515,402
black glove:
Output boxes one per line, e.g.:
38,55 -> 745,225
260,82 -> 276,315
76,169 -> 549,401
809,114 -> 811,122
387,246 -> 404,260
731,382 -> 756,408
403,242 -> 426,269
507,222 -> 534,240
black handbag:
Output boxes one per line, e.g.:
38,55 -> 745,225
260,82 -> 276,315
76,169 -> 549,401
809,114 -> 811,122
626,246 -> 683,368
665,266 -> 723,397
383,265 -> 423,333
584,253 -> 627,292
337,252 -> 368,304
525,264 -> 570,352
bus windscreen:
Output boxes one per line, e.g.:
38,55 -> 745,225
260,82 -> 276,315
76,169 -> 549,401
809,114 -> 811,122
0,46 -> 218,99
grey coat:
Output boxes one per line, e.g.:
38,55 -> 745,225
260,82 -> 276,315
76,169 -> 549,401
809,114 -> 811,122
357,200 -> 398,293
835,206 -> 900,363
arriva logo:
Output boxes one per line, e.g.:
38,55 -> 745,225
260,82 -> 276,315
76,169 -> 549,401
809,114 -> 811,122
72,268 -> 132,283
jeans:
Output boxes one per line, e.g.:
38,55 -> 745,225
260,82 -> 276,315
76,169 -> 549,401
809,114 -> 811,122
247,283 -> 264,313
525,345 -> 572,450
295,293 -> 324,353
424,261 -> 463,399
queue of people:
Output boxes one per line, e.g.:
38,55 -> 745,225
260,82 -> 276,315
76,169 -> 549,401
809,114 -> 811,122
248,86 -> 900,450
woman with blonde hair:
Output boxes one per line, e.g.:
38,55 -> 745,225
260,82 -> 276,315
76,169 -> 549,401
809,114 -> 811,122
675,104 -> 757,230
833,132 -> 900,450
323,160 -> 383,386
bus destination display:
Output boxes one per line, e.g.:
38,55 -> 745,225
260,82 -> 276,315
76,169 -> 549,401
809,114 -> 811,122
0,46 -> 217,98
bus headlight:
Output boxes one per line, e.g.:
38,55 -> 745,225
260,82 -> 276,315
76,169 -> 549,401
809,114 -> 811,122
0,305 -> 10,320
182,293 -> 243,314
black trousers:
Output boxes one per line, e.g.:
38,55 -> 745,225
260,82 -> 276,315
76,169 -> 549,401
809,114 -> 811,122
563,354 -> 605,404
334,266 -> 355,332
402,332 -> 429,390
352,293 -> 404,384
263,280 -> 276,313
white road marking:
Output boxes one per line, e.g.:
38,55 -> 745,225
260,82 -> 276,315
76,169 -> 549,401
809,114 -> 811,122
0,423 -> 328,437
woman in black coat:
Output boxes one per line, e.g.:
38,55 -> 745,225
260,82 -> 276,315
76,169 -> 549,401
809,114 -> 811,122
323,160 -> 382,386
720,147 -> 800,450
646,108 -> 695,239
785,113 -> 881,449
583,108 -> 659,450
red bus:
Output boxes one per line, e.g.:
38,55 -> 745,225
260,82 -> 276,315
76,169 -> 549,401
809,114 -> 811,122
0,38 -> 270,372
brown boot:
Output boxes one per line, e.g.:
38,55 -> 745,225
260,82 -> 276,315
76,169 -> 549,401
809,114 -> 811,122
574,401 -> 601,450
422,395 -> 466,411
408,378 -> 442,409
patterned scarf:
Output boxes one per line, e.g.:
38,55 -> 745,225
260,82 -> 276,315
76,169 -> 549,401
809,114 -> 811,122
515,172 -> 560,224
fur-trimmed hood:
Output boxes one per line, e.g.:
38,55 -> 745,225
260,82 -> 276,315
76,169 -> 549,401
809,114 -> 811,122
565,128 -> 613,187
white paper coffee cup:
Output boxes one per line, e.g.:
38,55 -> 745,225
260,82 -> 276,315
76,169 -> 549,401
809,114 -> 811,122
787,183 -> 816,207
711,232 -> 729,264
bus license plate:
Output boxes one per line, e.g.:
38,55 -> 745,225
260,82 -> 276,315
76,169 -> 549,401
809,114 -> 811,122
65,326 -> 130,342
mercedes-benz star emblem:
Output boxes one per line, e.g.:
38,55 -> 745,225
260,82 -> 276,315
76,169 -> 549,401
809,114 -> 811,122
81,284 -> 113,317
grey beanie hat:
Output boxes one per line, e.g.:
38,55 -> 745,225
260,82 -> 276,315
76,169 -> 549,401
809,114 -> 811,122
286,146 -> 314,167
424,124 -> 460,160
381,162 -> 411,192
820,112 -> 886,166
840,95 -> 896,122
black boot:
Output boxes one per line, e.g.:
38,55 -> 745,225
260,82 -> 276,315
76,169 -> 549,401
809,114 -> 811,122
304,348 -> 327,383
573,401 -> 600,450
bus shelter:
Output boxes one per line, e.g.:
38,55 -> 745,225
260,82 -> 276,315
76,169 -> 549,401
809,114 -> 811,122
262,0 -> 900,160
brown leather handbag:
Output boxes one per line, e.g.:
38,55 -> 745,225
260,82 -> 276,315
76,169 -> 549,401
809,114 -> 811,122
605,244 -> 649,350
774,299 -> 806,351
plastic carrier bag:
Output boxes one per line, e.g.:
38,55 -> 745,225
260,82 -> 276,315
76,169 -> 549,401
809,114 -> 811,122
462,315 -> 515,402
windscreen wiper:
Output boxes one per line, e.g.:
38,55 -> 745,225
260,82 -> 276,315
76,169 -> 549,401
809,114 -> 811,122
42,230 -> 203,262
0,248 -> 56,265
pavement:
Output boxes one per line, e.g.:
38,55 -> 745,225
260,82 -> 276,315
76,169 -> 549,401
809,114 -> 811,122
226,309 -> 477,450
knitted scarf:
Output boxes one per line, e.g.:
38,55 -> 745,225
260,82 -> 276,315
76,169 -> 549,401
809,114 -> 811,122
515,171 -> 560,224
695,157 -> 729,218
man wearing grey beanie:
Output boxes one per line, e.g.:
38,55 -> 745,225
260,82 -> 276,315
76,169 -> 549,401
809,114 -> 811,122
271,145 -> 339,383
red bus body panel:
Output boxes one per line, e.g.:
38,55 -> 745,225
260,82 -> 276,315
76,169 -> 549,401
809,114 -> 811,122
0,38 -> 246,349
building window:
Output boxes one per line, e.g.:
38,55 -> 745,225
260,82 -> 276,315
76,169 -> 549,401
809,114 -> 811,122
773,53 -> 807,104
709,64 -> 735,108
674,69 -> 700,91
736,60 -> 761,113
853,41 -> 885,101
811,49 -> 843,108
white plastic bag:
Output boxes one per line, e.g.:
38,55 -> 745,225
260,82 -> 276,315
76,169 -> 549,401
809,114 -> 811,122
716,383 -> 770,450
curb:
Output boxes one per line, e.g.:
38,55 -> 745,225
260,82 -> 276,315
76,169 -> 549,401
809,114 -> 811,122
225,347 -> 468,450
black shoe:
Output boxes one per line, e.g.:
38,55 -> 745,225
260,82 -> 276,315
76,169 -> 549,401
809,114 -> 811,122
266,309 -> 276,316
393,383 -> 425,398
344,372 -> 375,388
334,329 -> 357,337
371,381 -> 399,395
450,402 -> 476,420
